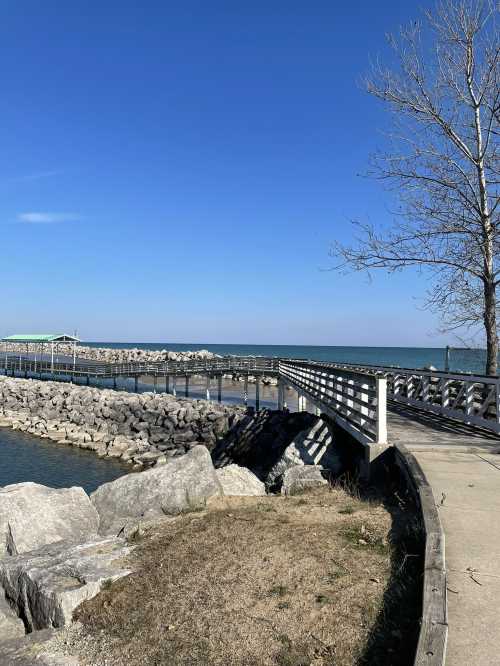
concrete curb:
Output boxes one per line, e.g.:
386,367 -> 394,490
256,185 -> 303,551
394,443 -> 448,666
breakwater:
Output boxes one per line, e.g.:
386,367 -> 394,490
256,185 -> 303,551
0,376 -> 244,468
2,343 -> 217,364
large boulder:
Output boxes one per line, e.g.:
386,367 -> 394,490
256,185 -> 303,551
216,465 -> 266,496
91,445 -> 222,535
281,465 -> 328,496
0,536 -> 132,632
266,418 -> 342,489
0,585 -> 25,642
0,483 -> 99,557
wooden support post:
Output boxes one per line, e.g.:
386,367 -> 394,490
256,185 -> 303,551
255,377 -> 260,412
298,393 -> 307,412
217,375 -> 222,402
86,375 -> 90,386
134,376 -> 139,392
153,375 -> 158,394
375,378 -> 387,444
113,377 -> 117,390
165,375 -> 170,394
243,376 -> 248,406
278,379 -> 284,410
206,375 -> 211,401
185,376 -> 189,397
172,375 -> 177,397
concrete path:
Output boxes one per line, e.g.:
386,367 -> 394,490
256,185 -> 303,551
388,405 -> 500,665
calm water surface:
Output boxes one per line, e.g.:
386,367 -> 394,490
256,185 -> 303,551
0,427 -> 128,493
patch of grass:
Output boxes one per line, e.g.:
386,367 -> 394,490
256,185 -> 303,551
269,584 -> 289,598
258,503 -> 276,512
323,570 -> 345,584
341,523 -> 389,555
315,593 -> 331,605
73,486 -> 391,666
338,505 -> 355,515
275,643 -> 312,666
100,578 -> 113,591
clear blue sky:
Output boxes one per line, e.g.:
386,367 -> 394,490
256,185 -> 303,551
1,0 -> 448,346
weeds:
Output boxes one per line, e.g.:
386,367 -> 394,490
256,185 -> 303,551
269,584 -> 289,598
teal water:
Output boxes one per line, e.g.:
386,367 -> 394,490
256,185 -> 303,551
86,343 -> 489,375
0,428 -> 128,493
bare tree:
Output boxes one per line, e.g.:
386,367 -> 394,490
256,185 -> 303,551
332,1 -> 500,374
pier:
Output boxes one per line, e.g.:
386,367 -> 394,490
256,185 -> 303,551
2,350 -> 500,664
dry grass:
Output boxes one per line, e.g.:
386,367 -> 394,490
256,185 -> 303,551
73,487 -> 391,666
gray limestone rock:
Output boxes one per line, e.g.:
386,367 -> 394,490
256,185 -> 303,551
281,465 -> 328,495
216,464 -> 266,496
266,418 -> 342,489
0,483 -> 99,557
0,585 -> 25,642
0,537 -> 132,631
91,445 -> 222,535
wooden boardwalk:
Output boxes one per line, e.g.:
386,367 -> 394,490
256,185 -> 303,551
388,402 -> 500,452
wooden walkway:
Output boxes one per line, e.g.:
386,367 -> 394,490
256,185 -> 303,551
388,402 -> 500,452
388,404 -> 500,666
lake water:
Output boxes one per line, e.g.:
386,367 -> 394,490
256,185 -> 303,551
85,342 -> 490,375
0,427 -> 128,493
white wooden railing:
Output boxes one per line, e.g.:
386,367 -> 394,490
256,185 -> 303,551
278,359 -> 387,446
323,362 -> 500,435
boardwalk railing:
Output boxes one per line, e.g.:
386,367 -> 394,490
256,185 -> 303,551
6,351 -> 500,438
323,362 -> 500,436
1,355 -> 280,379
278,359 -> 387,446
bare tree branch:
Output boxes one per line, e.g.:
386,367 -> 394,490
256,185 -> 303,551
331,0 -> 500,374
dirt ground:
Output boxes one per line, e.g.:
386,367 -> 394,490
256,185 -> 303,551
51,486 -> 393,666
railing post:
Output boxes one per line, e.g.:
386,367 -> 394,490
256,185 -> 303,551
360,382 -> 369,428
465,381 -> 475,420
496,380 -> 500,426
243,376 -> 248,406
441,378 -> 449,410
376,378 -> 387,444
298,393 -> 307,412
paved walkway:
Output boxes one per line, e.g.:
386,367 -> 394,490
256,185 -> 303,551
388,404 -> 500,666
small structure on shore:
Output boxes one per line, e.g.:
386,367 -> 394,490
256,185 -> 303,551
1,333 -> 80,371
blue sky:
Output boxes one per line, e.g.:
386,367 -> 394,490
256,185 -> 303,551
1,0 -> 448,346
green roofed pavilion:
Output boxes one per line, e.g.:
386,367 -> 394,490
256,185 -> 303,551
2,334 -> 80,343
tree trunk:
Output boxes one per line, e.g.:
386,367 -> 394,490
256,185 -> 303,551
483,280 -> 498,376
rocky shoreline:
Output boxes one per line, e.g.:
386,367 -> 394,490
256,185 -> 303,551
2,343 -> 218,364
0,376 -> 245,469
0,374 -> 343,663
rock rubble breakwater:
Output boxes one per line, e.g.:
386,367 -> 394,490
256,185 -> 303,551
3,343 -> 217,364
0,376 -> 245,468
